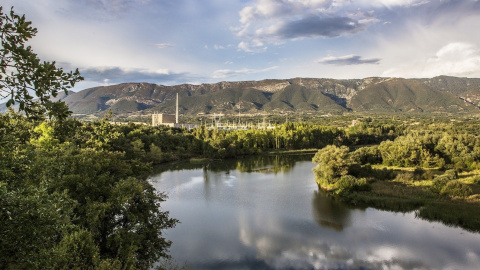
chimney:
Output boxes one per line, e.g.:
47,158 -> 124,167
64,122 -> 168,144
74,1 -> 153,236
176,93 -> 179,124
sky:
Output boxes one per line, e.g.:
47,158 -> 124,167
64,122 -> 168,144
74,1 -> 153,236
3,0 -> 480,91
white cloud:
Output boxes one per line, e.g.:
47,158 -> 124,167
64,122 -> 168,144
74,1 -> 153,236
238,41 -> 267,53
383,42 -> 480,78
75,0 -> 152,18
356,0 -> 429,8
212,66 -> 278,79
155,43 -> 174,49
317,54 -> 381,65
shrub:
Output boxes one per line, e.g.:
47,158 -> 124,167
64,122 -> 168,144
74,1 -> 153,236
444,169 -> 458,179
413,168 -> 425,180
372,167 -> 396,180
473,176 -> 480,185
431,176 -> 450,194
312,145 -> 352,184
454,161 -> 467,171
350,146 -> 382,164
334,175 -> 370,194
422,170 -> 435,180
395,172 -> 414,183
431,170 -> 458,194
440,180 -> 473,198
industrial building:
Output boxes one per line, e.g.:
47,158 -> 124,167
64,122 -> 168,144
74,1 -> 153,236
152,113 -> 176,127
152,93 -> 199,129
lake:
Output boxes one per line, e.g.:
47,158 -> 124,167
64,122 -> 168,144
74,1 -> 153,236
150,155 -> 480,270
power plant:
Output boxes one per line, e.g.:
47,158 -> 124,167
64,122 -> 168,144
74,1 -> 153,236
151,93 -> 179,127
152,93 -> 198,129
151,93 -> 273,130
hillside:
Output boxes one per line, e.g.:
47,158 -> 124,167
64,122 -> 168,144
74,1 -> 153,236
416,76 -> 480,106
348,78 -> 477,113
2,76 -> 480,116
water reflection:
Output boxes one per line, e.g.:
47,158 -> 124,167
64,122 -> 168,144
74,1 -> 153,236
151,155 -> 480,270
153,154 -> 309,175
312,189 -> 352,231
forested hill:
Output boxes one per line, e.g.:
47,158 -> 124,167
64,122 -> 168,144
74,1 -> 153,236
6,76 -> 480,115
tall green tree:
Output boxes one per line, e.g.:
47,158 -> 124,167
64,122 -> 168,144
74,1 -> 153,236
313,145 -> 352,185
0,6 -> 82,119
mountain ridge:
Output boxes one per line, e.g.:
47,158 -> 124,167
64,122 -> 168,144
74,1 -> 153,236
2,76 -> 480,115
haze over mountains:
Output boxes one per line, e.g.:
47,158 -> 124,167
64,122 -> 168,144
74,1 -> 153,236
4,76 -> 480,116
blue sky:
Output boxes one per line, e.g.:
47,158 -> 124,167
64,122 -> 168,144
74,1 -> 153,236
3,0 -> 480,91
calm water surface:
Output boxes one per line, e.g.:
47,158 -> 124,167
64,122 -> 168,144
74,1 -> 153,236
150,155 -> 480,270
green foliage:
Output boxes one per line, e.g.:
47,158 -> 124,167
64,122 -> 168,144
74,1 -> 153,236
313,145 -> 352,184
378,133 -> 445,168
0,113 -> 178,269
53,230 -> 101,270
473,176 -> 480,185
431,170 -> 458,194
30,122 -> 59,149
440,180 -> 473,198
0,7 -> 82,119
334,175 -> 370,195
0,184 -> 76,269
350,145 -> 381,164
395,172 -> 415,183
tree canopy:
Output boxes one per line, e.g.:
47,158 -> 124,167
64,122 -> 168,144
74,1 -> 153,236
0,6 -> 82,119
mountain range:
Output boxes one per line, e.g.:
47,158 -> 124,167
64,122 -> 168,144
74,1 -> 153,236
3,76 -> 480,116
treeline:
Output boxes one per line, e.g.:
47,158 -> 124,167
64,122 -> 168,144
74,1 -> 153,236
191,120 -> 398,158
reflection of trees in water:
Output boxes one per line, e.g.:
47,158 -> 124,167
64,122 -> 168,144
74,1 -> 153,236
235,154 -> 313,174
311,189 -> 354,231
154,154 -> 313,175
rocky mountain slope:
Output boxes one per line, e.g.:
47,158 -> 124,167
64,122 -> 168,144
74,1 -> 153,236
2,76 -> 480,115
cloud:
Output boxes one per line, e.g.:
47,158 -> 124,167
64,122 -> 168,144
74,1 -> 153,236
79,66 -> 192,84
317,54 -> 381,65
352,0 -> 430,8
78,0 -> 151,15
212,66 -> 278,79
383,42 -> 480,78
271,15 -> 365,39
237,41 -> 267,53
235,0 -> 374,52
155,43 -> 174,49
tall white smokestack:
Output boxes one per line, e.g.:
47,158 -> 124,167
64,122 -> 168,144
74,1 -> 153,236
176,93 -> 179,124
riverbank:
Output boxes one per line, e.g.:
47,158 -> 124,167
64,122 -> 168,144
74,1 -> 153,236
318,167 -> 480,232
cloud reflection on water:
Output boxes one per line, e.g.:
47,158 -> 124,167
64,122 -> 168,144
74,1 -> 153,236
152,157 -> 480,270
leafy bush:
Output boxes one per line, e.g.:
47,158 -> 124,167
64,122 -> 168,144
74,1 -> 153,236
413,168 -> 425,180
334,175 -> 370,194
313,145 -> 352,184
421,169 -> 435,180
431,169 -> 459,194
371,167 -> 396,180
440,180 -> 473,198
444,169 -> 458,179
473,176 -> 480,185
395,172 -> 414,183
350,145 -> 382,164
